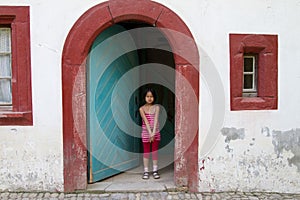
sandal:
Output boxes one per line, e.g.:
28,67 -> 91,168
153,171 -> 160,179
142,172 -> 149,179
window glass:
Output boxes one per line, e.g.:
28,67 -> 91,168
0,28 -> 11,52
244,57 -> 253,72
243,55 -> 257,94
0,27 -> 12,105
0,79 -> 12,104
243,74 -> 253,89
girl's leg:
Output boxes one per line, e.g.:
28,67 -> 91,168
153,159 -> 158,172
151,140 -> 160,179
143,157 -> 149,172
142,142 -> 150,179
151,139 -> 159,164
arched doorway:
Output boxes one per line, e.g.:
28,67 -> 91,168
62,0 -> 199,192
87,22 -> 176,183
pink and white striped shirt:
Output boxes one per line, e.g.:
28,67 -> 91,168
141,112 -> 160,143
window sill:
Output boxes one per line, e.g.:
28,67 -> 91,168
231,97 -> 277,111
0,111 -> 32,125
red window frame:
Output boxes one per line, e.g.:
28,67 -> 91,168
229,33 -> 278,110
0,6 -> 32,125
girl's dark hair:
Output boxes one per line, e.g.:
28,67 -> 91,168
143,88 -> 157,103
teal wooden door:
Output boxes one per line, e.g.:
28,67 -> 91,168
87,25 -> 140,183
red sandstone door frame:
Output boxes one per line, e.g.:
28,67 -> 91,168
62,0 -> 199,192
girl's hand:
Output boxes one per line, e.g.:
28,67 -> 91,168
150,134 -> 154,142
150,136 -> 154,142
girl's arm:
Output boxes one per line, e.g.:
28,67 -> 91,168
152,105 -> 160,136
139,107 -> 152,136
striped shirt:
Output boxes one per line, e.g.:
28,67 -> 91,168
141,112 -> 161,143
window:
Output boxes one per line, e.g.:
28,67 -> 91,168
230,34 -> 278,110
0,27 -> 12,106
0,6 -> 32,125
243,54 -> 257,97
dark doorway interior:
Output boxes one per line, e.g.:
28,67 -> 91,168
119,21 -> 176,170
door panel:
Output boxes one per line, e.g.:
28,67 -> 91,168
87,25 -> 140,183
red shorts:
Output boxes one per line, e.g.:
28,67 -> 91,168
143,140 -> 159,160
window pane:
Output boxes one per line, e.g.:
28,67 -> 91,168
0,79 -> 12,104
0,28 -> 11,53
244,57 -> 253,72
0,28 -> 12,104
0,55 -> 11,77
244,74 -> 253,89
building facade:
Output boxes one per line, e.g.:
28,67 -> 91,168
0,0 -> 300,193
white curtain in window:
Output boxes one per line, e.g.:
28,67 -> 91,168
0,79 -> 12,104
0,28 -> 12,105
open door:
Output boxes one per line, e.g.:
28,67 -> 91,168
87,24 -> 140,183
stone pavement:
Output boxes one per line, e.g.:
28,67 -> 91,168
1,191 -> 300,200
1,167 -> 300,199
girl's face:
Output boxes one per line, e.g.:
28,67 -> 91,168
145,91 -> 154,104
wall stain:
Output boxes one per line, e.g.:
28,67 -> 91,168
199,157 -> 213,171
225,145 -> 233,153
200,159 -> 205,171
261,127 -> 270,137
249,138 -> 255,146
221,127 -> 245,143
221,127 -> 245,153
0,151 -> 63,191
272,128 -> 300,172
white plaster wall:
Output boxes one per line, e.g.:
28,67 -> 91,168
154,0 -> 300,194
0,0 -> 105,191
186,0 -> 300,193
0,0 -> 300,193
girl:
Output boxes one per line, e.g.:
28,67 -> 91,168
139,88 -> 160,179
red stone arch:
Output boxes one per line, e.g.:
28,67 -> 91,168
62,0 -> 199,192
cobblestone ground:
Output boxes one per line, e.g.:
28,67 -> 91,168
1,191 -> 300,200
